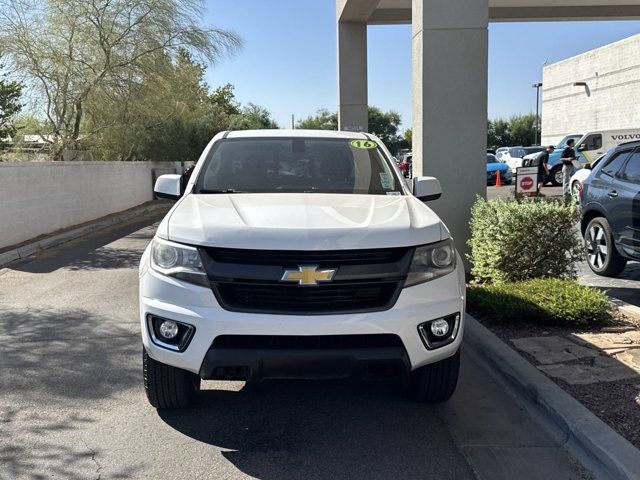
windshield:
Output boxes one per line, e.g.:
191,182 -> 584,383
524,147 -> 545,154
508,148 -> 525,158
556,135 -> 582,149
487,154 -> 498,164
194,137 -> 404,195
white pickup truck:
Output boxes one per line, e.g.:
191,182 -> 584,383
139,130 -> 465,409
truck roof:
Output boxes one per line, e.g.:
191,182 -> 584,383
225,129 -> 372,140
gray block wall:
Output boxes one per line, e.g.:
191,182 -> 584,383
541,33 -> 640,146
0,161 -> 191,249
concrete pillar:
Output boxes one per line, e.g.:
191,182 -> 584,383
412,0 -> 488,265
337,21 -> 368,132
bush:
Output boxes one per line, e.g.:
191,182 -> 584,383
467,278 -> 612,326
468,198 -> 583,284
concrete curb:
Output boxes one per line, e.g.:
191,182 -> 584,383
0,202 -> 169,268
609,296 -> 640,322
465,314 -> 640,480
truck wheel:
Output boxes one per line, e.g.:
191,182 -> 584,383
409,349 -> 460,403
143,349 -> 200,409
585,217 -> 627,277
550,166 -> 562,186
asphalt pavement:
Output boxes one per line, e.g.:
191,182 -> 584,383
0,211 -> 593,479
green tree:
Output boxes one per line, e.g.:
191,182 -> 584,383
508,113 -> 537,147
0,55 -> 22,139
487,114 -> 537,148
85,49 -> 238,161
487,118 -> 510,148
403,128 -> 412,149
0,0 -> 240,159
368,106 -> 407,155
209,84 -> 242,117
296,109 -> 338,130
230,103 -> 279,130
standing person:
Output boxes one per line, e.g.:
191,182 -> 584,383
561,139 -> 577,200
537,145 -> 555,195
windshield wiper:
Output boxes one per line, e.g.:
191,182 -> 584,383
197,188 -> 246,194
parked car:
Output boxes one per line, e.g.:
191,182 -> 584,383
581,141 -> 640,276
486,153 -> 512,185
399,154 -> 412,178
495,147 -> 509,161
546,129 -> 640,186
569,153 -> 605,203
502,146 -> 546,174
180,165 -> 195,193
142,130 -> 465,409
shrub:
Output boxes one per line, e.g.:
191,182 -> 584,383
467,278 -> 612,326
468,198 -> 583,284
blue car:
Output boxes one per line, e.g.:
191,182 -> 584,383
486,153 -> 512,185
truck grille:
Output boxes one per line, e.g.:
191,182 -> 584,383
200,247 -> 413,315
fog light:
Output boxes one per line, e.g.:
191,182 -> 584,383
430,319 -> 450,337
159,320 -> 179,339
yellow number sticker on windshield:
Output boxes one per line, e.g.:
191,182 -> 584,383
350,139 -> 377,149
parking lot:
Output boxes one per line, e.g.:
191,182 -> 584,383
0,210 -> 596,480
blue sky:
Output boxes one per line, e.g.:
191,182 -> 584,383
204,0 -> 640,130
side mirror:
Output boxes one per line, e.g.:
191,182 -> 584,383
154,174 -> 182,200
577,144 -> 586,151
413,176 -> 441,201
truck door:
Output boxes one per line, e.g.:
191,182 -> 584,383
577,133 -> 603,166
614,149 -> 640,258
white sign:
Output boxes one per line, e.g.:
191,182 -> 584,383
516,167 -> 538,196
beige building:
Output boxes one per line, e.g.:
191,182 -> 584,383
336,0 -> 640,259
542,33 -> 640,146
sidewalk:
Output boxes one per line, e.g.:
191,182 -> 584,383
480,311 -> 640,453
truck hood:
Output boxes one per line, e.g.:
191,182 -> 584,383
161,193 -> 445,250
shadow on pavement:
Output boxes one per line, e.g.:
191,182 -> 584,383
6,214 -> 161,274
604,286 -> 640,307
158,380 -> 474,480
0,406 -> 143,480
0,307 -> 140,402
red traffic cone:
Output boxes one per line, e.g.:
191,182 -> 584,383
495,170 -> 502,187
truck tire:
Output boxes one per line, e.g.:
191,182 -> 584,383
143,349 -> 200,409
585,217 -> 627,277
550,165 -> 563,186
409,349 -> 460,403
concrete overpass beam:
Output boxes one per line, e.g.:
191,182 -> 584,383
337,21 -> 369,132
412,0 -> 488,263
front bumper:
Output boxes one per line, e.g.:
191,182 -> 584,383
139,250 -> 466,377
199,342 -> 411,381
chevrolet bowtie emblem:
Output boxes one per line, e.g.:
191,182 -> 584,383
281,265 -> 337,286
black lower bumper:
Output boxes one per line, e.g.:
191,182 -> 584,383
199,346 -> 411,382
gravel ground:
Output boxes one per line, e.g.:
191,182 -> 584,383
477,316 -> 640,450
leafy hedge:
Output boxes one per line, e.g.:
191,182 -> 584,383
467,278 -> 612,326
468,198 -> 583,284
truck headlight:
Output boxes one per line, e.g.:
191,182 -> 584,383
150,237 -> 209,287
405,238 -> 456,287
